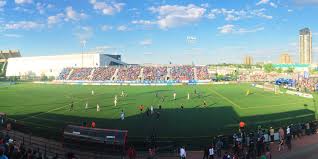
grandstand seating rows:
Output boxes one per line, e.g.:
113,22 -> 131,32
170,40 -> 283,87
57,66 -> 210,81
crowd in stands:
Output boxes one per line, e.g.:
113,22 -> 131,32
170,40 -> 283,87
91,67 -> 117,81
68,68 -> 92,81
171,65 -> 195,81
117,66 -> 141,81
57,65 -> 211,82
196,66 -> 209,80
57,68 -> 72,80
143,66 -> 167,81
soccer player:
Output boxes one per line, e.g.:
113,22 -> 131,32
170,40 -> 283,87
150,105 -> 154,114
194,89 -> 197,94
114,95 -> 118,106
120,110 -> 125,120
187,93 -> 190,100
70,101 -> 74,111
173,92 -> 176,100
85,102 -> 88,110
246,90 -> 250,96
121,90 -> 125,97
91,90 -> 94,95
139,105 -> 144,112
96,104 -> 100,112
161,96 -> 165,102
181,103 -> 184,109
203,100 -> 207,107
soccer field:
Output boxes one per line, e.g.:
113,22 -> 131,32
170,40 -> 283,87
0,82 -> 316,140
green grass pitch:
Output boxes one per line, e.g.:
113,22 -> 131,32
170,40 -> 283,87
0,82 -> 316,140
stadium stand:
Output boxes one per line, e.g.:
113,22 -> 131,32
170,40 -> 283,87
143,66 -> 167,81
57,68 -> 72,80
91,67 -> 117,81
170,65 -> 195,81
56,65 -> 212,82
68,68 -> 93,80
196,66 -> 210,80
117,65 -> 141,81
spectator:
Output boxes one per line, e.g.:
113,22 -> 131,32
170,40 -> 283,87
208,146 -> 214,159
179,146 -> 186,159
269,127 -> 274,143
127,146 -> 136,159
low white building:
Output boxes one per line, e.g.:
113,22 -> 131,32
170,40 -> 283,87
6,52 -> 125,77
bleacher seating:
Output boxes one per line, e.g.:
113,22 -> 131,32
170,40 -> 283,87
171,65 -> 194,81
196,66 -> 209,80
57,68 -> 72,80
56,65 -> 211,82
143,66 -> 167,81
68,68 -> 92,80
92,67 -> 117,81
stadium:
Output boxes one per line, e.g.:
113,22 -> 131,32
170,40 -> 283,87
1,49 -> 318,158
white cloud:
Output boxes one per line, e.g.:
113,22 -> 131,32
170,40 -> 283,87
36,2 -> 53,14
89,0 -> 125,15
117,25 -> 129,31
218,24 -> 235,34
73,26 -> 94,41
218,24 -> 264,34
47,13 -> 64,26
269,2 -> 278,8
101,25 -> 113,31
288,9 -> 293,12
47,7 -> 86,26
139,39 -> 152,46
15,0 -> 32,4
3,33 -> 23,38
0,0 -> 6,8
206,8 -> 272,21
131,20 -> 156,25
4,21 -> 43,30
256,0 -> 270,5
149,4 -> 206,29
64,6 -> 87,21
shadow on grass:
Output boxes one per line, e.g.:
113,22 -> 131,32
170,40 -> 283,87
6,107 -> 315,149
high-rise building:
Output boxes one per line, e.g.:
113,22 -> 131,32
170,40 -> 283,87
243,56 -> 253,65
299,28 -> 312,64
280,53 -> 292,64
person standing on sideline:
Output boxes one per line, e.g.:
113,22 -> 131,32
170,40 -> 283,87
208,146 -> 214,159
70,101 -> 74,111
85,102 -> 88,110
187,93 -> 190,100
279,127 -> 285,140
150,105 -> 154,114
269,127 -> 275,143
180,146 -> 186,159
120,110 -> 125,120
114,96 -> 118,107
96,104 -> 100,112
173,92 -> 177,100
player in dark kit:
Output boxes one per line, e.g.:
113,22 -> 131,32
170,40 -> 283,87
203,100 -> 207,107
70,101 -> 74,111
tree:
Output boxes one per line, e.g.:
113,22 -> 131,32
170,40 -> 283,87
285,67 -> 294,73
263,64 -> 274,73
276,68 -> 283,73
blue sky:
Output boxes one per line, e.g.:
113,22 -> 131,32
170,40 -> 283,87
0,0 -> 318,64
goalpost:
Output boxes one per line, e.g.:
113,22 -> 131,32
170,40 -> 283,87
263,83 -> 280,94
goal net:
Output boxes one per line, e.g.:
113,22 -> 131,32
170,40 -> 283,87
263,83 -> 275,92
263,83 -> 280,94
